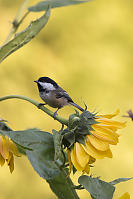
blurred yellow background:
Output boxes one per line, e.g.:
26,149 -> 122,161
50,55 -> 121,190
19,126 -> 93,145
0,0 -> 133,198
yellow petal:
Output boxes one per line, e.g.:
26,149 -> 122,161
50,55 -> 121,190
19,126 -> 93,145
8,138 -> 21,157
1,136 -> 9,160
75,142 -> 90,168
0,154 -> 5,166
97,109 -> 120,119
82,137 -> 112,159
87,135 -> 109,151
92,124 -> 119,145
83,164 -> 90,174
119,192 -> 130,199
96,118 -> 126,129
8,153 -> 14,173
67,149 -> 72,175
89,156 -> 96,164
71,144 -> 84,171
0,137 -> 3,155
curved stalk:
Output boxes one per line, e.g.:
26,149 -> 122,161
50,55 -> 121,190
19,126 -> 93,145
0,95 -> 68,126
47,167 -> 80,199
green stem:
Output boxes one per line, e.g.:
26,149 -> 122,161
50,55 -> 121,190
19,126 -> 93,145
3,0 -> 30,45
47,168 -> 80,199
0,95 -> 68,126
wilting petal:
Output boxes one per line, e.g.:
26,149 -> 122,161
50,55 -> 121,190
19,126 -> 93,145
71,144 -> 84,171
98,109 -> 120,119
92,124 -> 119,145
82,137 -> 112,159
83,164 -> 90,174
87,135 -> 109,151
67,149 -> 72,174
8,138 -> 21,157
96,118 -> 126,129
8,153 -> 14,173
0,135 -> 21,173
0,154 -> 5,166
75,142 -> 90,168
1,136 -> 9,160
119,192 -> 130,199
89,156 -> 96,164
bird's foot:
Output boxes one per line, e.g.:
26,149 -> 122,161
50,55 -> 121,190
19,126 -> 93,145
37,103 -> 46,109
53,111 -> 58,119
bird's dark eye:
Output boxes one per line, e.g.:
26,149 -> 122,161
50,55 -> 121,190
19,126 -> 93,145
45,90 -> 49,94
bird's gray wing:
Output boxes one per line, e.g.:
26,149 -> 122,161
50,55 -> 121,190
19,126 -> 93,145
55,88 -> 73,103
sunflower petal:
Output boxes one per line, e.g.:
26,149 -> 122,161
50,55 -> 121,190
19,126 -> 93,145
75,142 -> 90,168
97,109 -> 120,119
87,135 -> 109,151
92,124 -> 119,145
71,144 -> 84,171
96,118 -> 126,129
82,137 -> 112,159
83,164 -> 90,174
67,149 -> 72,175
0,154 -> 5,166
119,192 -> 130,199
8,138 -> 21,157
1,136 -> 9,160
8,153 -> 14,173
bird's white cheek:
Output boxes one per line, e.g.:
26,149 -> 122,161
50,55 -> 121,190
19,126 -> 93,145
39,82 -> 55,90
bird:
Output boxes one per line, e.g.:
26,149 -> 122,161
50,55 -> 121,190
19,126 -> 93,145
34,77 -> 84,118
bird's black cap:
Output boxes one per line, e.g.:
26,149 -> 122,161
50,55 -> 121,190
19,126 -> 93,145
34,77 -> 58,88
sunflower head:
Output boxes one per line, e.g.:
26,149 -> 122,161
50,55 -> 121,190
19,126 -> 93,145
62,110 -> 98,149
62,109 -> 126,174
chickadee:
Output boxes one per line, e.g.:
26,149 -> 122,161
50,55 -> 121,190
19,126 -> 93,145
34,77 -> 84,118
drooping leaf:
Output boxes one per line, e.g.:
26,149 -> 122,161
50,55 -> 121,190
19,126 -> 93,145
26,141 -> 60,180
109,177 -> 133,186
0,128 -> 60,179
78,175 -> 115,199
28,0 -> 90,12
0,8 -> 50,63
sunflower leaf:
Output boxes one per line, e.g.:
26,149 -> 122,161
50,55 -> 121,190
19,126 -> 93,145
0,8 -> 50,63
0,128 -> 60,179
78,175 -> 115,199
28,0 -> 90,12
109,177 -> 133,185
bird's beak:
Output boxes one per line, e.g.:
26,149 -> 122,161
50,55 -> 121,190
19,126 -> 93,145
34,80 -> 38,83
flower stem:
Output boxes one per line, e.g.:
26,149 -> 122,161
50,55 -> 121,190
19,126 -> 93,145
47,167 -> 80,199
0,95 -> 68,126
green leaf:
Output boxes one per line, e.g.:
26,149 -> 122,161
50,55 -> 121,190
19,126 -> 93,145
109,177 -> 133,186
78,175 -> 115,199
0,128 -> 49,149
0,128 -> 60,179
0,8 -> 50,63
27,141 -> 60,180
28,0 -> 89,12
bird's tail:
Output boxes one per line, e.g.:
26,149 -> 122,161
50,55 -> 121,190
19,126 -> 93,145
70,102 -> 84,112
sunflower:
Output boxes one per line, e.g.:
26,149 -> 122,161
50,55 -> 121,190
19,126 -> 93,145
63,109 -> 126,174
0,135 -> 20,173
119,192 -> 130,199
